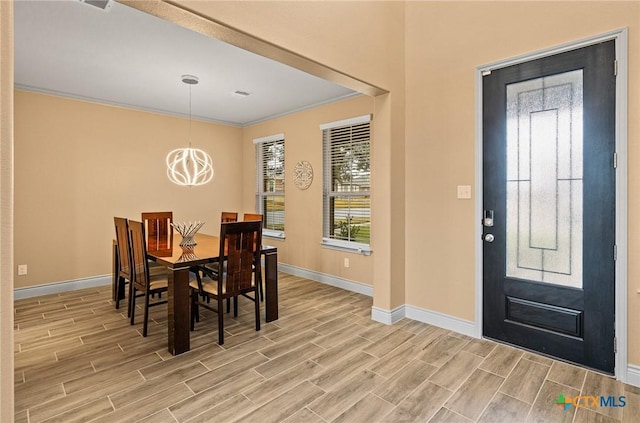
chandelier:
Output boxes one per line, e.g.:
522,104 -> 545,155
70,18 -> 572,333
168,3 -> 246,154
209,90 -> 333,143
166,75 -> 214,186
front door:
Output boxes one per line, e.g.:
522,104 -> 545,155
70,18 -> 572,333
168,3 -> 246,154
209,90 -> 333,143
482,41 -> 616,373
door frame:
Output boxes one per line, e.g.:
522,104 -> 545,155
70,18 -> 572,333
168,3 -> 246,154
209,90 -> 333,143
474,28 -> 628,381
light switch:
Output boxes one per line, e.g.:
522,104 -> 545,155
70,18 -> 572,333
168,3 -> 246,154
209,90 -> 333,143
457,185 -> 472,199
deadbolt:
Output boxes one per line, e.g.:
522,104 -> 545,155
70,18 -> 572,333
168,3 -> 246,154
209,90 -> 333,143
484,234 -> 495,243
483,210 -> 494,227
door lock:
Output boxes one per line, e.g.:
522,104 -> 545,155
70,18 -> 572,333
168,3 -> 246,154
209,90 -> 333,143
483,210 -> 494,227
484,234 -> 495,243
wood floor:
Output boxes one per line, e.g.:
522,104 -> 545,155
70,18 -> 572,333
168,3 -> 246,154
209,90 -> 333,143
14,273 -> 640,423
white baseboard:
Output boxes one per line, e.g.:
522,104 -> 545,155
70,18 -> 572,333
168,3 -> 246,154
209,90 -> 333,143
14,275 -> 111,300
370,302 -> 477,338
14,263 -> 373,301
405,305 -> 477,337
278,263 -> 374,297
371,305 -> 405,325
627,364 -> 640,388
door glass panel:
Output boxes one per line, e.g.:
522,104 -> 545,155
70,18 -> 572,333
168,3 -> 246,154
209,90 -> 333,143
506,70 -> 583,288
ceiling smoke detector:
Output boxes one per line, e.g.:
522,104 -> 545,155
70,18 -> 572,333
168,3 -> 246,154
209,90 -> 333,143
78,0 -> 114,12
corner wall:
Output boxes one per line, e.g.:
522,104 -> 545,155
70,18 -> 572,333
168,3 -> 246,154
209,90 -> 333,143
0,1 -> 14,419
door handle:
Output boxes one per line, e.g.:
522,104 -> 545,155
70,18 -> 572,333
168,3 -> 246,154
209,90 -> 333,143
484,234 -> 495,243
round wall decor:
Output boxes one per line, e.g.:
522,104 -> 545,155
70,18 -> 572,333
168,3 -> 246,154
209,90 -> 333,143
293,160 -> 313,190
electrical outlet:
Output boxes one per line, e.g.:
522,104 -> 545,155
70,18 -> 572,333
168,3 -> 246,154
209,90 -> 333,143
17,264 -> 28,276
344,258 -> 350,268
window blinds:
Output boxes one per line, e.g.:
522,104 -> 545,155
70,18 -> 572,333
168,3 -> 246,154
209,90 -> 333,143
255,135 -> 285,235
322,115 -> 371,247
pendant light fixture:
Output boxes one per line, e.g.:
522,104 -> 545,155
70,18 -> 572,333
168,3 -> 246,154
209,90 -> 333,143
166,75 -> 214,186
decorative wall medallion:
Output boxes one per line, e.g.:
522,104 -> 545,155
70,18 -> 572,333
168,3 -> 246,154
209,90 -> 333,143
294,160 -> 313,190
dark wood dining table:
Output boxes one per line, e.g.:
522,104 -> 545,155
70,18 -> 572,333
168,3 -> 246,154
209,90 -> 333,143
115,232 -> 278,355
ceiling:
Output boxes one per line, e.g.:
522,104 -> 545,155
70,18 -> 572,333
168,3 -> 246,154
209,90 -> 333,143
13,0 -> 358,126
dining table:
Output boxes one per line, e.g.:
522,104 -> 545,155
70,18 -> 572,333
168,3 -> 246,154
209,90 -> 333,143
123,232 -> 278,355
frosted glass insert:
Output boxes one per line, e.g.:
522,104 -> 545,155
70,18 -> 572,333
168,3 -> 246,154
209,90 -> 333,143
505,70 -> 583,288
530,110 -> 558,250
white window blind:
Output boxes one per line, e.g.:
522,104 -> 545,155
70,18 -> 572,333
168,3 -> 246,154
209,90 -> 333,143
322,115 -> 371,253
255,135 -> 285,237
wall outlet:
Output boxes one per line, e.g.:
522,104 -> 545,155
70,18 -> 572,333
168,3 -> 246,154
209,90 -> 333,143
17,264 -> 28,276
344,258 -> 350,268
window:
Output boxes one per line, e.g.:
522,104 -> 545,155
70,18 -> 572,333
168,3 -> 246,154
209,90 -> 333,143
255,133 -> 285,238
321,115 -> 371,254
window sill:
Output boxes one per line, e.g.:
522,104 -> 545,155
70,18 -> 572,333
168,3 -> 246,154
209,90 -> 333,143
321,238 -> 372,255
264,230 -> 285,240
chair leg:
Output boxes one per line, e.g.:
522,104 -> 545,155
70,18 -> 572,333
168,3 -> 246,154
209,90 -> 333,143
143,291 -> 150,337
190,289 -> 198,331
233,297 -> 239,317
259,276 -> 264,302
127,281 -> 133,317
129,287 -> 136,326
255,268 -> 264,302
115,276 -> 124,309
254,288 -> 261,332
218,297 -> 225,345
194,270 -> 209,304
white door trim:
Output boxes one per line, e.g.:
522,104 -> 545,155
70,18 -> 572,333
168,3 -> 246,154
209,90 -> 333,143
474,28 -> 628,381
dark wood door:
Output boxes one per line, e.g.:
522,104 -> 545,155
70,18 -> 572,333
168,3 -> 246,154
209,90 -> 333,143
483,41 -> 616,373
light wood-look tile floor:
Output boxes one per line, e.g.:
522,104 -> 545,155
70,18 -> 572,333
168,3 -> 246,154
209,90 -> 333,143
14,273 -> 640,423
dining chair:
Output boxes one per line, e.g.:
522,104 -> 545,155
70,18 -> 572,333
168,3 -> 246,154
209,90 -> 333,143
141,211 -> 173,255
191,211 -> 238,302
243,213 -> 264,300
142,211 -> 173,300
128,220 -> 169,337
193,211 -> 237,277
113,217 -> 133,314
199,212 -> 265,308
190,220 -> 262,345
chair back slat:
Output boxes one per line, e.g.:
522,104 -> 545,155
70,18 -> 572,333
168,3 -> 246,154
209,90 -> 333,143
219,221 -> 262,297
129,220 -> 150,291
141,212 -> 173,254
114,217 -> 131,277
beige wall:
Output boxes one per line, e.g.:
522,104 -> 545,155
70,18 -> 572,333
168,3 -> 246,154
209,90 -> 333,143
0,0 -> 14,419
177,1 -> 640,366
404,0 -> 640,362
14,90 -> 244,288
242,95 -> 375,284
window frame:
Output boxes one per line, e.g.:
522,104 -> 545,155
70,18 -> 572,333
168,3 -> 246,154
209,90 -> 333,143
254,133 -> 285,239
321,115 -> 372,255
